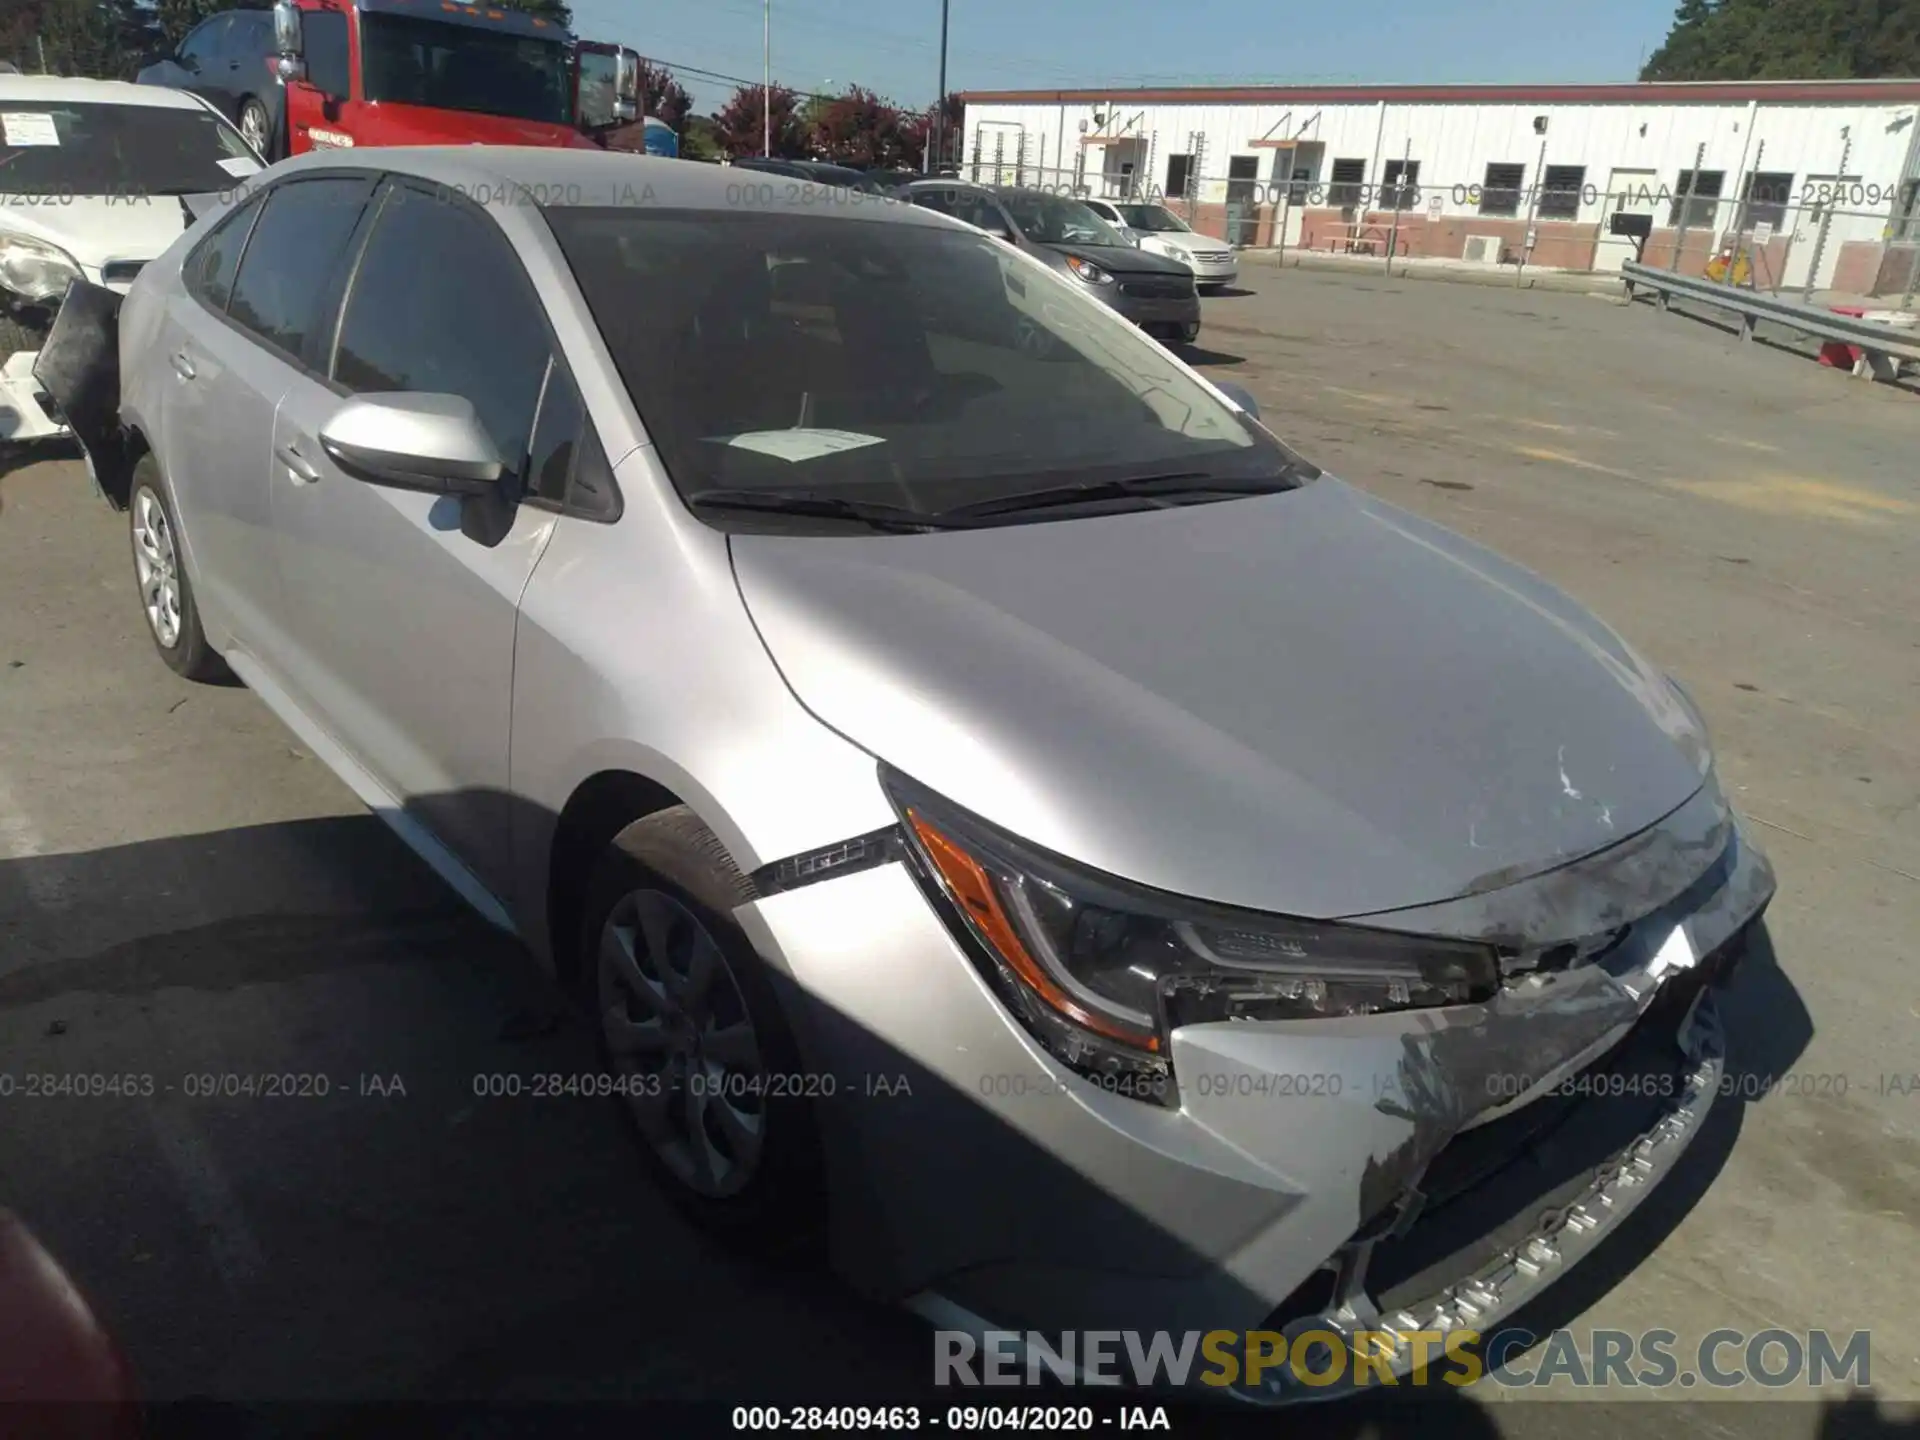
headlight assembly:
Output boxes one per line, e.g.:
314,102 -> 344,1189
883,769 -> 1500,1106
1064,255 -> 1114,286
0,233 -> 82,305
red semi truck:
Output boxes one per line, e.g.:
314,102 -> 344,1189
266,0 -> 639,155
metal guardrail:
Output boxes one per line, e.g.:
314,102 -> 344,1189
1621,260 -> 1920,383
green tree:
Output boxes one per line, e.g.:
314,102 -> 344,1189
1641,0 -> 1920,79
713,83 -> 806,158
809,86 -> 908,166
34,0 -> 160,78
681,113 -> 724,162
154,0 -> 249,48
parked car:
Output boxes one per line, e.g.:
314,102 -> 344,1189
1082,197 -> 1239,291
855,167 -> 930,191
1,75 -> 263,450
727,156 -> 881,191
43,148 -> 1772,1405
135,6 -> 282,158
904,179 -> 1201,344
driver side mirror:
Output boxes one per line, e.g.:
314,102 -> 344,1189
614,48 -> 640,123
319,393 -> 504,496
271,0 -> 305,81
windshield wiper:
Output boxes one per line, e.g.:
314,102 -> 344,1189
685,488 -> 979,533
941,469 -> 1303,521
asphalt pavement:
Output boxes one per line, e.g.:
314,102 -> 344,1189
1,269 -> 1917,1437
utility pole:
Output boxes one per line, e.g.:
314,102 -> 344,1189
931,0 -> 950,172
1516,122 -> 1548,287
1384,135 -> 1409,274
763,0 -> 772,157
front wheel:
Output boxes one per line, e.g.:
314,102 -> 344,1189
129,457 -> 229,682
578,807 -> 826,1257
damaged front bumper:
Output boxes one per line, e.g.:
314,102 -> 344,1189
740,777 -> 1773,1403
1238,944 -> 1734,1402
0,347 -> 65,444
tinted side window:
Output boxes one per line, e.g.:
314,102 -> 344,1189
302,11 -> 351,97
179,16 -> 229,64
227,177 -> 372,363
526,360 -> 581,505
567,423 -> 620,521
333,185 -> 550,477
228,13 -> 271,59
965,198 -> 1010,233
183,193 -> 264,312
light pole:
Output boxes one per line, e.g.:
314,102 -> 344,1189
931,0 -> 950,172
763,0 -> 771,157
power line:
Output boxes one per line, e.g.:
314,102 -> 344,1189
641,54 -> 855,105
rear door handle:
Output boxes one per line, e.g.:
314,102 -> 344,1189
170,351 -> 196,380
276,441 -> 320,484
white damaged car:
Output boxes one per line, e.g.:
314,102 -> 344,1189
2,76 -> 262,450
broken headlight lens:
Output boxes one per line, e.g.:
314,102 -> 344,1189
0,233 -> 82,305
885,769 -> 1500,1106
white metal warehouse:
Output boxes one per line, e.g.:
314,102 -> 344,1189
954,80 -> 1920,294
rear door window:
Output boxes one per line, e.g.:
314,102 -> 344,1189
225,176 -> 375,365
183,192 -> 265,313
178,15 -> 231,69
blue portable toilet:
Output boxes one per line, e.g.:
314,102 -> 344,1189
642,117 -> 679,157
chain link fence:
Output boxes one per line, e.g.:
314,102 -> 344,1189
956,127 -> 1920,301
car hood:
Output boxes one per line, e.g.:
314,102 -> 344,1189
352,103 -> 594,149
1043,240 -> 1193,275
1140,231 -> 1227,258
0,195 -> 220,277
729,477 -> 1711,919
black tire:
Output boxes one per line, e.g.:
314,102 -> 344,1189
577,806 -> 825,1260
128,455 -> 231,683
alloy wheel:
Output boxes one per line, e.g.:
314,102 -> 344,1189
132,487 -> 182,649
240,103 -> 270,154
597,888 -> 767,1198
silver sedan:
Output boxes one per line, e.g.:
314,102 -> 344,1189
42,146 -> 1773,1403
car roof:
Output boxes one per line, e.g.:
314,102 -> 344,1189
0,75 -> 213,110
264,146 -> 954,228
734,157 -> 866,180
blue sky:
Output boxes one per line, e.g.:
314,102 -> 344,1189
565,0 -> 1691,114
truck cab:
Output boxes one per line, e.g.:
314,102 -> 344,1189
268,0 -> 638,155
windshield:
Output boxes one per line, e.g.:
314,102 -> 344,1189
360,14 -> 572,126
0,102 -> 259,197
545,207 -> 1306,525
1117,203 -> 1191,233
998,192 -> 1126,247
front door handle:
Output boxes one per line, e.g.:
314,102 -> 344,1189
275,441 -> 320,484
170,351 -> 196,380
